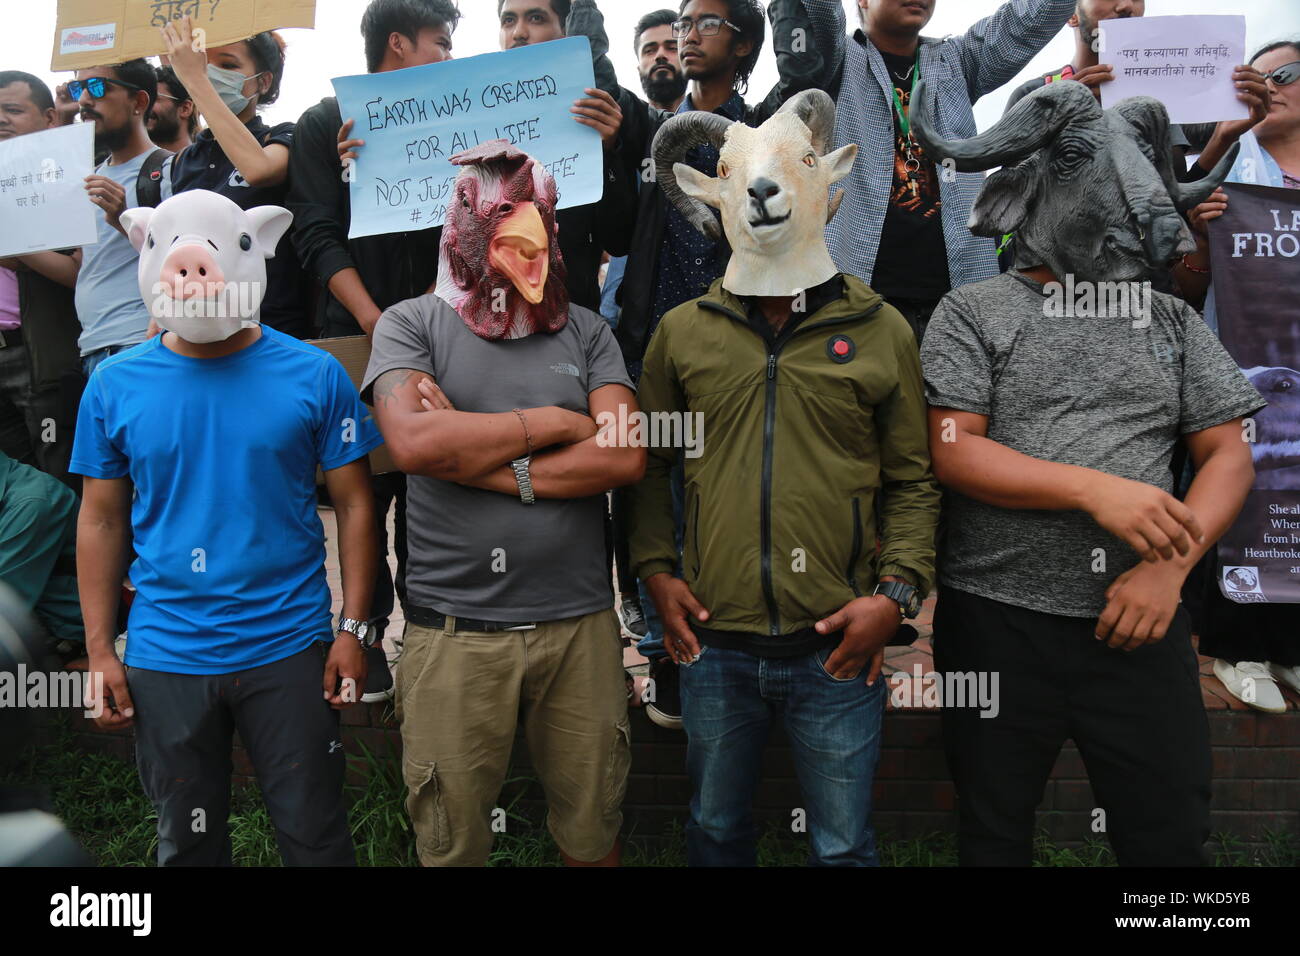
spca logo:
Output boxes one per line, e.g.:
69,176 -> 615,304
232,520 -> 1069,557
1222,566 -> 1266,603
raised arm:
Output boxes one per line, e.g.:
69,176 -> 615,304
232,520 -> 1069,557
752,0 -> 837,122
368,368 -> 595,482
955,0 -> 1077,102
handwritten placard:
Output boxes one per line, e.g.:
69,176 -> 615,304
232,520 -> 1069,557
1099,15 -> 1248,125
0,123 -> 98,258
331,36 -> 602,239
52,0 -> 315,71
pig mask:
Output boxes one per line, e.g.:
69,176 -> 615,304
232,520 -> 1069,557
121,190 -> 293,344
435,141 -> 569,340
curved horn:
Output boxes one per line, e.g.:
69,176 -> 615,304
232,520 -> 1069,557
776,88 -> 837,155
1172,141 -> 1240,211
1110,96 -> 1240,210
910,79 -> 1101,172
652,111 -> 733,240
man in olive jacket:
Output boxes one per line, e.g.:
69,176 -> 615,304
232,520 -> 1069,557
626,92 -> 940,867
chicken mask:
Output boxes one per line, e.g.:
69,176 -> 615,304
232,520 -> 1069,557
435,141 -> 569,340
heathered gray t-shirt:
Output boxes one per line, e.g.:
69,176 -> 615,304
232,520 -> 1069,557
361,295 -> 633,620
921,272 -> 1264,618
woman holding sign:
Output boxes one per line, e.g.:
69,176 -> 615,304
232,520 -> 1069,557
1177,39 -> 1300,714
159,15 -> 311,339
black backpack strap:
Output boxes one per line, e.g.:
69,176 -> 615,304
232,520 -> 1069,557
134,148 -> 172,209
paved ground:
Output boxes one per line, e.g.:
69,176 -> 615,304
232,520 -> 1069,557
322,505 -> 1298,713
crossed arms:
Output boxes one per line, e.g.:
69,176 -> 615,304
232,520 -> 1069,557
369,369 -> 645,498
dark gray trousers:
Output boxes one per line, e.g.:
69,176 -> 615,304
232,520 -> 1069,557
128,642 -> 355,866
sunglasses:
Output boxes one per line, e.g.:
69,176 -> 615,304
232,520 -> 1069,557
671,15 -> 742,39
1264,60 -> 1299,87
68,77 -> 143,100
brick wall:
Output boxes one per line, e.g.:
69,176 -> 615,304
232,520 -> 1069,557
59,696 -> 1299,851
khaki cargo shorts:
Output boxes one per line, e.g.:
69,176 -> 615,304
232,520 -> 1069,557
395,607 -> 630,866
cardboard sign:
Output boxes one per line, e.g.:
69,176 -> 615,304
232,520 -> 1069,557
0,123 -> 99,258
305,335 -> 398,481
331,36 -> 602,238
1099,15 -> 1249,125
52,0 -> 316,71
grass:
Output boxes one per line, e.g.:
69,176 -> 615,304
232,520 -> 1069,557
5,722 -> 1296,867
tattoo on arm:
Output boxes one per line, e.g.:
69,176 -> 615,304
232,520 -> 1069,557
372,368 -> 429,409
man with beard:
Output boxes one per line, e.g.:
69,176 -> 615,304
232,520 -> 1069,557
637,9 -> 688,111
72,59 -> 173,376
362,143 -> 645,866
147,66 -> 197,154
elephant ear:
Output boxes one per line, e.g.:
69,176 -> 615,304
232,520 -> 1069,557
968,160 -> 1037,238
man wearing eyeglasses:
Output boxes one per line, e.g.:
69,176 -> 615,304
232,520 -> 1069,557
71,60 -> 173,378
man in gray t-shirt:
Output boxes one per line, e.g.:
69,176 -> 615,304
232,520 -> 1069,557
361,284 -> 644,867
921,269 -> 1263,866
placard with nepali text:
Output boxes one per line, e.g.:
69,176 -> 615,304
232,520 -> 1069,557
0,123 -> 98,259
1099,15 -> 1249,125
331,36 -> 602,240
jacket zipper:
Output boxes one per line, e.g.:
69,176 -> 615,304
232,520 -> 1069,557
847,497 -> 863,597
700,299 -> 883,637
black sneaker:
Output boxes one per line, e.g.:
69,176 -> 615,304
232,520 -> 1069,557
645,656 -> 682,730
619,596 -> 647,639
361,642 -> 394,703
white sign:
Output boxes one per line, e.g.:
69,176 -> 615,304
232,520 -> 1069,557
0,124 -> 98,258
1099,15 -> 1249,125
59,23 -> 117,56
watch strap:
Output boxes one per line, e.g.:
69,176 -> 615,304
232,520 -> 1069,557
512,457 -> 536,505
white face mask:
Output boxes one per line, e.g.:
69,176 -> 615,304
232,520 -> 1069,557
206,64 -> 265,114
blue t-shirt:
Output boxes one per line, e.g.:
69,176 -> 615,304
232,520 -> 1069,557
74,149 -> 174,355
69,327 -> 383,674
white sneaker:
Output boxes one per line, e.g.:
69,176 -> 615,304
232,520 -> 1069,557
1269,662 -> 1300,697
1213,659 -> 1287,713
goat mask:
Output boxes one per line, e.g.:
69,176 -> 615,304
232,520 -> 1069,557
654,90 -> 858,297
908,80 -> 1239,283
120,190 -> 292,344
436,141 -> 569,339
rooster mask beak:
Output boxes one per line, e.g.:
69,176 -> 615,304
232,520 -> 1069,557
488,203 -> 550,305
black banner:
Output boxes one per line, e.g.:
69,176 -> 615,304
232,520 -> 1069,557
1209,182 -> 1300,603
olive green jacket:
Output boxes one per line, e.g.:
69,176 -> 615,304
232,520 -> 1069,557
627,275 -> 940,637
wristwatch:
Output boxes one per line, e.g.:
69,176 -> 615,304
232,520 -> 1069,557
338,617 -> 375,647
873,580 -> 923,620
511,456 -> 536,505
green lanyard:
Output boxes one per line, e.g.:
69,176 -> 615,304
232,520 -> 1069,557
890,53 -> 921,140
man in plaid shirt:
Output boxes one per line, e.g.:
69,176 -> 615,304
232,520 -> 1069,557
800,0 -> 1075,341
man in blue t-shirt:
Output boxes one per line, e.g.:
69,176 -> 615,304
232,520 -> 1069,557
71,258 -> 383,864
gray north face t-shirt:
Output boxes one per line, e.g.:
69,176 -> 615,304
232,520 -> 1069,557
921,272 -> 1264,618
361,295 -> 633,620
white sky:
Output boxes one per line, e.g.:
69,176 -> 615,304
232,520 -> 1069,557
4,0 -> 1298,133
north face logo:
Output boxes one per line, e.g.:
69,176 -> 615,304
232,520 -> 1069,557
550,363 -> 579,377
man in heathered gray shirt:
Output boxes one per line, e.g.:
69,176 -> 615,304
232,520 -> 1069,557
922,268 -> 1263,867
361,143 -> 645,867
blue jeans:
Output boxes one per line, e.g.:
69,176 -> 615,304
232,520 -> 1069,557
82,344 -> 133,377
679,644 -> 886,866
634,458 -> 684,660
